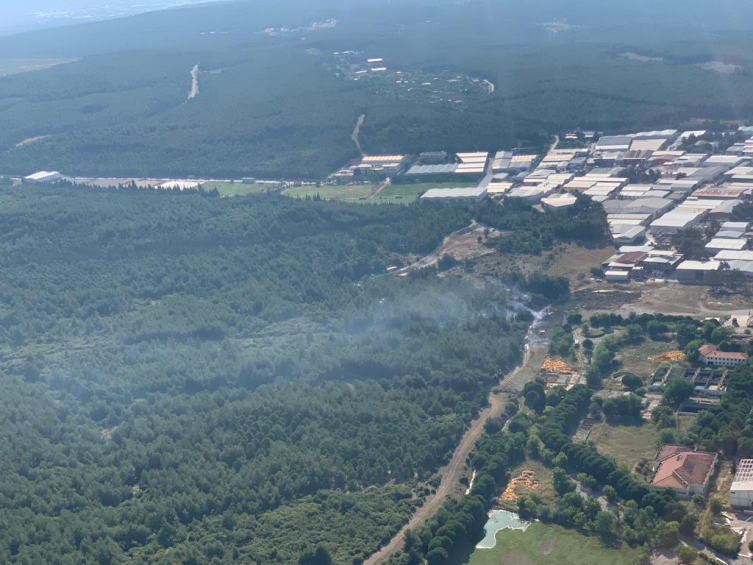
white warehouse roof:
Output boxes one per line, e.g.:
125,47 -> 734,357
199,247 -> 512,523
25,171 -> 61,182
705,238 -> 748,252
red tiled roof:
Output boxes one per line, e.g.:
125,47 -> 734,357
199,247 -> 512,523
651,448 -> 716,490
655,444 -> 693,462
699,344 -> 749,360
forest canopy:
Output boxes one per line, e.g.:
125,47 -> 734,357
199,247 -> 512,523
0,186 -> 549,564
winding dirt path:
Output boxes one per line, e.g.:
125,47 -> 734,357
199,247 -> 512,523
363,338 -> 541,565
352,113 -> 366,156
188,64 -> 199,100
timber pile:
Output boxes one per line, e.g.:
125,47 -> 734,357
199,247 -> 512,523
648,351 -> 685,362
541,357 -> 576,374
499,470 -> 541,501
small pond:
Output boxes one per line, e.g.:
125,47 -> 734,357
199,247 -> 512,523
475,510 -> 531,549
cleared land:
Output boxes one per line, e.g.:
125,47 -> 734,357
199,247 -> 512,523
474,243 -> 613,289
468,522 -> 642,565
498,461 -> 555,511
202,182 -> 272,196
373,182 -> 474,204
615,339 -> 682,380
283,184 -> 375,202
0,58 -> 75,76
588,422 -> 660,478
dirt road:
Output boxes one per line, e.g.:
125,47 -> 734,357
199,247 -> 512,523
367,178 -> 390,200
188,64 -> 199,99
363,336 -> 541,565
394,222 -> 495,273
352,113 -> 366,156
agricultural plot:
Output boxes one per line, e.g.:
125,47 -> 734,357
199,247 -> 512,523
468,522 -> 642,565
283,184 -> 375,202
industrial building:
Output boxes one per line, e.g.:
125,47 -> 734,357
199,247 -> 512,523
360,155 -> 408,174
25,171 -> 61,184
649,210 -> 705,236
731,460 -> 753,509
675,260 -> 721,284
419,186 -> 487,204
419,151 -> 448,164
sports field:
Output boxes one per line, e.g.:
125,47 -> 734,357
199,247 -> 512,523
373,182 -> 475,204
469,522 -> 641,565
283,184 -> 374,202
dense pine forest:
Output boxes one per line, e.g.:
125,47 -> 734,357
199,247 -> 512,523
0,186 -> 565,564
3,0 -> 753,177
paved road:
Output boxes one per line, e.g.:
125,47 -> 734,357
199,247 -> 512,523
363,319 -> 544,565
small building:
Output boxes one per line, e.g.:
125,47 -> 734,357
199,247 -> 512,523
419,151 -> 448,164
605,270 -> 630,283
25,171 -> 61,184
613,226 -> 647,245
650,445 -> 717,499
698,344 -> 749,367
675,260 -> 721,284
731,459 -> 753,509
541,193 -> 577,211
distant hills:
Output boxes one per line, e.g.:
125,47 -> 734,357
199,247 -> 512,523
1,0 -> 753,179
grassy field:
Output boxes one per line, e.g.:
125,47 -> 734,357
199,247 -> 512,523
469,522 -> 642,565
283,184 -> 375,202
0,58 -> 75,76
588,422 -> 660,479
201,182 -> 274,197
373,182 -> 475,204
616,338 -> 683,379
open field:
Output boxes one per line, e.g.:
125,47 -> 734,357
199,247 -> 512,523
373,183 -> 475,204
615,339 -> 683,380
546,244 -> 614,290
468,522 -> 642,565
283,184 -> 375,202
588,422 -> 660,479
0,58 -> 75,76
201,182 -> 273,197
474,243 -> 613,285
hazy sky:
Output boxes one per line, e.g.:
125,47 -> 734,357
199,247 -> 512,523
0,0 -> 228,35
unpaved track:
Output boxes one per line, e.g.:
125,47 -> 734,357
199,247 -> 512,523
188,64 -> 199,99
363,339 -> 539,565
395,222 -> 485,273
352,113 -> 366,156
367,178 -> 390,200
